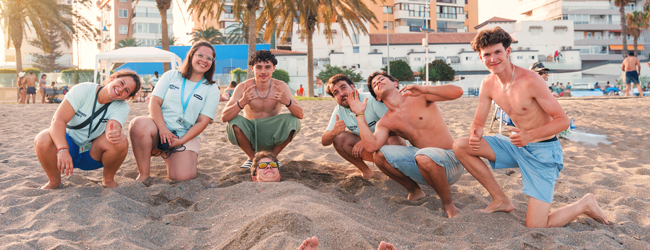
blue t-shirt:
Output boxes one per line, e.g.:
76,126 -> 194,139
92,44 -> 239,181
65,83 -> 130,145
325,92 -> 388,134
152,70 -> 220,138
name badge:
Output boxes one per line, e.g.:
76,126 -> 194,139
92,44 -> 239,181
79,142 -> 92,154
176,117 -> 192,129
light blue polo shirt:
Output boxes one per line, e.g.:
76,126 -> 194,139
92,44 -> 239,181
65,83 -> 130,145
325,92 -> 388,134
152,70 -> 220,138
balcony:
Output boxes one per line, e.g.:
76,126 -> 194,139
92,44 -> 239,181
575,36 -> 645,45
574,23 -> 621,31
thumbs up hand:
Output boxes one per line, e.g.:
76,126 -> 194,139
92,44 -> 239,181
332,114 -> 346,136
468,126 -> 483,151
106,121 -> 122,144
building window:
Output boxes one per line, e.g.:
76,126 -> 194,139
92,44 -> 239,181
383,21 -> 394,30
353,46 -> 359,53
118,9 -> 128,18
383,6 -> 393,14
516,56 -> 523,59
119,25 -> 128,34
530,27 -> 542,35
414,57 -> 421,61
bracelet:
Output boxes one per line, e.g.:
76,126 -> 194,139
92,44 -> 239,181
286,99 -> 292,107
57,148 -> 69,155
355,113 -> 364,117
237,100 -> 243,109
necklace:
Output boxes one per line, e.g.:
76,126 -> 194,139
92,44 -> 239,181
502,63 -> 516,92
254,79 -> 272,99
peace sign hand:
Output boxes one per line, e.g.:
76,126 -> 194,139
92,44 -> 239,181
239,84 -> 258,106
270,82 -> 290,106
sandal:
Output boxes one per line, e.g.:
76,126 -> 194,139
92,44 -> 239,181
240,160 -> 253,168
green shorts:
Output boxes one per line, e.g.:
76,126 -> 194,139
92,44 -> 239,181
226,114 -> 301,152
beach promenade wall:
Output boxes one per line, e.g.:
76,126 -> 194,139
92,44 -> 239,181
0,87 -> 46,103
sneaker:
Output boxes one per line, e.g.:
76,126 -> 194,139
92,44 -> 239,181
240,160 -> 253,168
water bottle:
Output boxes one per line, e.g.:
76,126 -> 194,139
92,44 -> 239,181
570,118 -> 575,130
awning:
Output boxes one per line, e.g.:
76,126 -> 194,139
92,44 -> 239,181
554,25 -> 567,30
609,45 -> 645,50
529,26 -> 543,31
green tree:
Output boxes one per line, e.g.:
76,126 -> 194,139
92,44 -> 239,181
230,68 -> 248,83
626,10 -> 649,56
159,35 -> 179,46
262,0 -> 380,97
188,0 -> 266,79
427,60 -> 455,81
116,37 -> 141,48
316,64 -> 363,84
224,15 -> 266,45
29,29 -> 67,72
0,0 -> 96,73
612,0 -> 634,57
381,59 -> 414,81
272,68 -> 290,83
190,25 -> 225,44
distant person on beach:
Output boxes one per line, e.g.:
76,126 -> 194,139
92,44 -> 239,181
17,72 -> 26,104
315,77 -> 323,97
222,50 -> 303,168
148,71 -> 159,89
221,80 -> 237,101
453,26 -> 608,228
321,74 -> 405,179
298,236 -> 396,250
129,41 -> 221,182
347,71 -> 467,218
39,74 -> 47,104
621,51 -> 643,97
297,84 -> 305,96
593,82 -> 601,90
33,70 -> 141,189
250,151 -> 282,182
25,72 -> 37,104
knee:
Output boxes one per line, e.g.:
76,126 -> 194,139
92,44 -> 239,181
332,133 -> 347,149
129,117 -> 154,136
452,137 -> 470,154
373,151 -> 387,167
415,154 -> 433,167
169,171 -> 197,181
34,130 -> 53,151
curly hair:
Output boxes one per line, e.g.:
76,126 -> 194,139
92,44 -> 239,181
250,151 -> 280,179
366,71 -> 398,100
471,27 -> 513,53
326,74 -> 354,97
249,50 -> 278,66
105,70 -> 142,98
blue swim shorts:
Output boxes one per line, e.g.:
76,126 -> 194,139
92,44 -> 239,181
379,145 -> 466,186
483,134 -> 563,204
65,133 -> 104,171
626,70 -> 640,84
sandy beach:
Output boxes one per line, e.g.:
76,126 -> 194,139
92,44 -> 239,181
0,97 -> 649,249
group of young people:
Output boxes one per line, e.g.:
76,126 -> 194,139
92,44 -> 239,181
17,72 -> 51,104
33,28 -> 608,237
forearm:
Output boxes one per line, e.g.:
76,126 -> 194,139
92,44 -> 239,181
287,101 -> 304,119
356,117 -> 382,152
49,119 -> 69,149
221,102 -> 242,122
423,85 -> 464,100
148,101 -> 167,131
527,117 -> 570,140
178,119 -> 210,143
321,130 -> 338,146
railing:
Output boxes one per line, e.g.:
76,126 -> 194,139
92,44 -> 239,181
409,26 -> 422,32
437,13 -> 457,19
563,5 -> 644,11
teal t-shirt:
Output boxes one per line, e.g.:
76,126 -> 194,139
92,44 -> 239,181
149,76 -> 159,87
325,92 -> 388,134
65,82 -> 130,145
152,70 -> 220,138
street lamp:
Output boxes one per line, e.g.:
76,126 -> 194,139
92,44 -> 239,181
420,28 -> 435,85
383,5 -> 391,74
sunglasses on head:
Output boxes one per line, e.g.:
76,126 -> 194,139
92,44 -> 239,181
257,161 -> 280,169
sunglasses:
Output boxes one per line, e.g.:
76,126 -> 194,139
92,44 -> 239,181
257,161 -> 280,169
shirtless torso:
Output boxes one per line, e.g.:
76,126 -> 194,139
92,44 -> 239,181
223,77 -> 301,120
25,75 -> 37,88
622,55 -> 640,72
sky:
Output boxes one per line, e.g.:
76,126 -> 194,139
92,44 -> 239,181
1,0 -> 514,70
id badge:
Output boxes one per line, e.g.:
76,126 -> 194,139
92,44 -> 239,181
79,142 -> 92,153
176,117 -> 192,129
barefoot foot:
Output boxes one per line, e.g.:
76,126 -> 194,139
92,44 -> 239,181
298,236 -> 319,250
40,181 -> 61,189
478,199 -> 514,213
360,169 -> 375,179
582,193 -> 609,225
443,203 -> 460,218
136,175 -> 149,182
102,179 -> 118,188
407,188 -> 426,201
378,241 -> 396,250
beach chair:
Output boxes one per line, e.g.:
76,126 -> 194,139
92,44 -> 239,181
489,102 -> 515,135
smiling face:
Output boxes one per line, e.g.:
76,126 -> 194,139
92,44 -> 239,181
478,43 -> 511,75
250,61 -> 276,83
370,74 -> 399,101
107,76 -> 137,100
253,157 -> 281,182
330,81 -> 355,108
191,46 -> 215,75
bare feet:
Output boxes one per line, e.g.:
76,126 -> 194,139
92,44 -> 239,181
378,241 -> 396,250
582,193 -> 609,225
40,181 -> 61,189
298,236 -> 319,250
102,179 -> 118,188
136,175 -> 149,182
443,202 -> 460,218
479,198 -> 514,213
360,169 -> 375,179
407,188 -> 426,201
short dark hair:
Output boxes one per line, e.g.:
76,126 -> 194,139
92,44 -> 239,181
180,41 -> 216,84
229,81 -> 238,88
326,74 -> 354,97
471,27 -> 513,53
249,50 -> 277,66
250,151 -> 280,179
629,51 -> 635,56
366,71 -> 397,100
154,71 -> 159,75
104,70 -> 142,98
41,74 -> 47,77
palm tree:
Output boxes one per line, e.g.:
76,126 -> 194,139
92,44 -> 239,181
225,16 -> 265,44
189,26 -> 225,44
188,0 -> 266,79
613,0 -> 633,57
626,10 -> 649,55
159,35 -> 179,46
116,37 -> 141,48
0,0 -> 96,73
262,0 -> 379,97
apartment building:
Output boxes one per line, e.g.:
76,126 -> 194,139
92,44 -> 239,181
367,0 -> 478,34
111,0 -> 173,49
517,0 -> 649,67
191,0 -> 236,33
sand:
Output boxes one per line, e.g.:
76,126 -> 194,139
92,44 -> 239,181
0,97 -> 649,249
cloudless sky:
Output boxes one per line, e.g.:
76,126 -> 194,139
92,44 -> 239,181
478,0 -> 521,23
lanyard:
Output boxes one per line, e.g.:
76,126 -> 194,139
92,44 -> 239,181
87,87 -> 110,142
181,77 -> 203,114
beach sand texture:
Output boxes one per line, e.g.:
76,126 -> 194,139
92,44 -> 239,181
0,98 -> 648,249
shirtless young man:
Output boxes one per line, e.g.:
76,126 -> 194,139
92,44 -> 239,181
452,27 -> 608,227
321,74 -> 404,178
25,72 -> 38,104
348,71 -> 466,218
222,50 -> 303,168
621,51 -> 643,97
